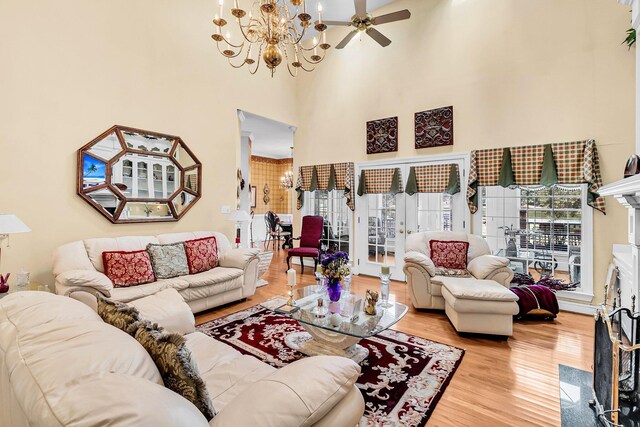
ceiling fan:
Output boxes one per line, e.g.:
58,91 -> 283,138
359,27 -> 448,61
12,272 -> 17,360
319,0 -> 411,49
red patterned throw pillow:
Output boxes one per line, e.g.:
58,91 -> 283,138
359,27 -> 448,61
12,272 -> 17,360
102,250 -> 156,288
429,240 -> 469,270
184,236 -> 219,274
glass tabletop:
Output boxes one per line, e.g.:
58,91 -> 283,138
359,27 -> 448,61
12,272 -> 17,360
261,285 -> 408,339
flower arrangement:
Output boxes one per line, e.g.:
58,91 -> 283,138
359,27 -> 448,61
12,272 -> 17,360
320,251 -> 350,302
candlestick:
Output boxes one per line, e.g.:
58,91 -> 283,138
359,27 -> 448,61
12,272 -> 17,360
219,0 -> 224,18
313,37 -> 318,55
225,31 -> 231,50
379,266 -> 392,308
381,265 -> 390,275
286,268 -> 296,306
317,3 -> 322,24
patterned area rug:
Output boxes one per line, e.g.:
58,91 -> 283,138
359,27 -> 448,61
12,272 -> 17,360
197,305 -> 464,426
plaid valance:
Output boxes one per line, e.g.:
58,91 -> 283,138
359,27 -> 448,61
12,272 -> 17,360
296,162 -> 355,211
467,140 -> 605,214
357,168 -> 404,196
406,164 -> 460,195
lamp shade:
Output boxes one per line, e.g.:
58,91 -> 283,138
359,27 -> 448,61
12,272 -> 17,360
0,215 -> 31,234
226,210 -> 252,222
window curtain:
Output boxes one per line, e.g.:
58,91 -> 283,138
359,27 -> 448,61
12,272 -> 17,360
356,168 -> 404,196
296,162 -> 355,211
467,140 -> 605,214
405,164 -> 460,195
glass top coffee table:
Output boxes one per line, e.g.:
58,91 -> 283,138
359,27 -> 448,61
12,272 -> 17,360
261,285 -> 408,363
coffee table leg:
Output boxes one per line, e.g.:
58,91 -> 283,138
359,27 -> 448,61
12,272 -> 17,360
284,324 -> 369,364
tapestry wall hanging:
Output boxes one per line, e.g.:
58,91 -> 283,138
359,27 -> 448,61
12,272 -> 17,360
415,106 -> 453,149
367,116 -> 398,154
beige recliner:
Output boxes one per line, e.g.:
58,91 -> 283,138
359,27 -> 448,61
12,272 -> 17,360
403,231 -> 513,309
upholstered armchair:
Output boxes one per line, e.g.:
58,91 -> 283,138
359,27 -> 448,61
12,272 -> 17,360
403,231 -> 514,310
287,216 -> 324,273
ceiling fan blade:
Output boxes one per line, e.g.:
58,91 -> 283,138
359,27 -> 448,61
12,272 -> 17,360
366,28 -> 392,47
336,30 -> 359,49
317,20 -> 352,26
354,0 -> 367,17
372,9 -> 411,25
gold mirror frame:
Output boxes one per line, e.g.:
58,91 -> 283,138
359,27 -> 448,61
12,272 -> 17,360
77,125 -> 202,224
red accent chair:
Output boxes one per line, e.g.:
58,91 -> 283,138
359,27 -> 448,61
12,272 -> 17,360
287,216 -> 324,273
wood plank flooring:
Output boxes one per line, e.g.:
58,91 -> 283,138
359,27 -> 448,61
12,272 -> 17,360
197,250 -> 594,427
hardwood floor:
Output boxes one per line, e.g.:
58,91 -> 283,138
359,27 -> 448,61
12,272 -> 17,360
197,250 -> 594,427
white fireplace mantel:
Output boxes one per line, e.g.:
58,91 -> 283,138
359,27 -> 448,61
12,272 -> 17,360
599,175 -> 640,310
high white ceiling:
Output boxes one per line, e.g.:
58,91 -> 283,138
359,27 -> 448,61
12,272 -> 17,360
241,111 -> 295,159
303,0 -> 396,22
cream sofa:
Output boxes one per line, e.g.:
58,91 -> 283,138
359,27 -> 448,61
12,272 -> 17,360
53,231 -> 259,313
403,231 -> 518,336
0,291 -> 365,427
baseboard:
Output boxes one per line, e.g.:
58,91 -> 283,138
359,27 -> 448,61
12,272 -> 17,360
558,299 -> 597,315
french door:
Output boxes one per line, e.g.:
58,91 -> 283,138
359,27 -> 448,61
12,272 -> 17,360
356,158 -> 468,281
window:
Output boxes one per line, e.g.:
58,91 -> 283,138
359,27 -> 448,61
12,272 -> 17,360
479,184 -> 591,294
367,193 -> 397,264
414,193 -> 453,232
305,190 -> 351,255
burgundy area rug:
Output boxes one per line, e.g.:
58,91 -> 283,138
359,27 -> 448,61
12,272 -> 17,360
197,305 -> 464,426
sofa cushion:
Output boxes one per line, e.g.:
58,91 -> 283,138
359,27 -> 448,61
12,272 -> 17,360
288,247 -> 320,257
110,278 -> 189,303
130,289 -> 195,335
84,236 -> 160,272
185,237 -> 220,274
97,294 -> 141,335
103,250 -> 156,288
184,332 -> 242,373
209,356 -> 360,427
48,372 -> 209,427
157,232 -> 232,258
147,242 -> 189,279
441,277 -> 519,302
442,287 -> 519,315
181,267 -> 243,288
434,267 -> 471,278
467,255 -> 510,280
134,321 -> 216,421
429,240 -> 469,270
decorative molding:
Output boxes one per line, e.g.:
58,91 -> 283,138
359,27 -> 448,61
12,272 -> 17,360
251,155 -> 293,165
558,300 -> 597,315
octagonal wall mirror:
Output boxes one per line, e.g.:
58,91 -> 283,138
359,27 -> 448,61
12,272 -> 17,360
78,125 -> 202,223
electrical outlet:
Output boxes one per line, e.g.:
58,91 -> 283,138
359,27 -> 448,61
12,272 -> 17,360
221,205 -> 231,214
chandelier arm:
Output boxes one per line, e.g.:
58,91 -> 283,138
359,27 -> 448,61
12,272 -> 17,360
298,49 -> 322,64
248,44 -> 264,75
228,57 -> 248,69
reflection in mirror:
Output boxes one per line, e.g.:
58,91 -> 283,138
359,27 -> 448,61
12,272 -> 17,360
111,154 -> 181,200
87,188 -> 120,218
87,132 -> 122,161
122,130 -> 174,154
173,191 -> 196,216
121,202 -> 173,220
174,142 -> 196,168
82,154 -> 107,189
184,168 -> 198,193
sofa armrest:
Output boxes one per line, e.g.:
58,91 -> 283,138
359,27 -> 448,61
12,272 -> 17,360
403,251 -> 436,277
484,266 -> 515,287
467,255 -> 511,281
219,248 -> 260,270
128,289 -> 195,335
55,270 -> 113,297
210,355 -> 362,427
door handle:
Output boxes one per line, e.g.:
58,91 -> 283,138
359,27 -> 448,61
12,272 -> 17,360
407,230 -> 413,234
398,229 -> 404,234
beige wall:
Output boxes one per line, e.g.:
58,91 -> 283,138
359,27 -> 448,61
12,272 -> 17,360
293,0 -> 635,304
250,156 -> 293,214
0,0 -> 298,285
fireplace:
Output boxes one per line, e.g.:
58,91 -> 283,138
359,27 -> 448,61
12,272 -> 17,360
592,302 -> 640,425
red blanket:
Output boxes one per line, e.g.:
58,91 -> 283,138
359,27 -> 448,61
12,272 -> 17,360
510,285 -> 559,319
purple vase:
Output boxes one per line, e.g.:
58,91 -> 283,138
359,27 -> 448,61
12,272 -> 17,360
327,280 -> 342,302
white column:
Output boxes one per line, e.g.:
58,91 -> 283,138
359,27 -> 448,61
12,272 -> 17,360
161,164 -> 167,198
132,159 -> 138,197
146,161 -> 153,197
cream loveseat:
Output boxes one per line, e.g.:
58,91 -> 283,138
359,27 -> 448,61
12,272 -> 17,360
53,231 -> 259,313
0,291 -> 364,427
403,231 -> 518,336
